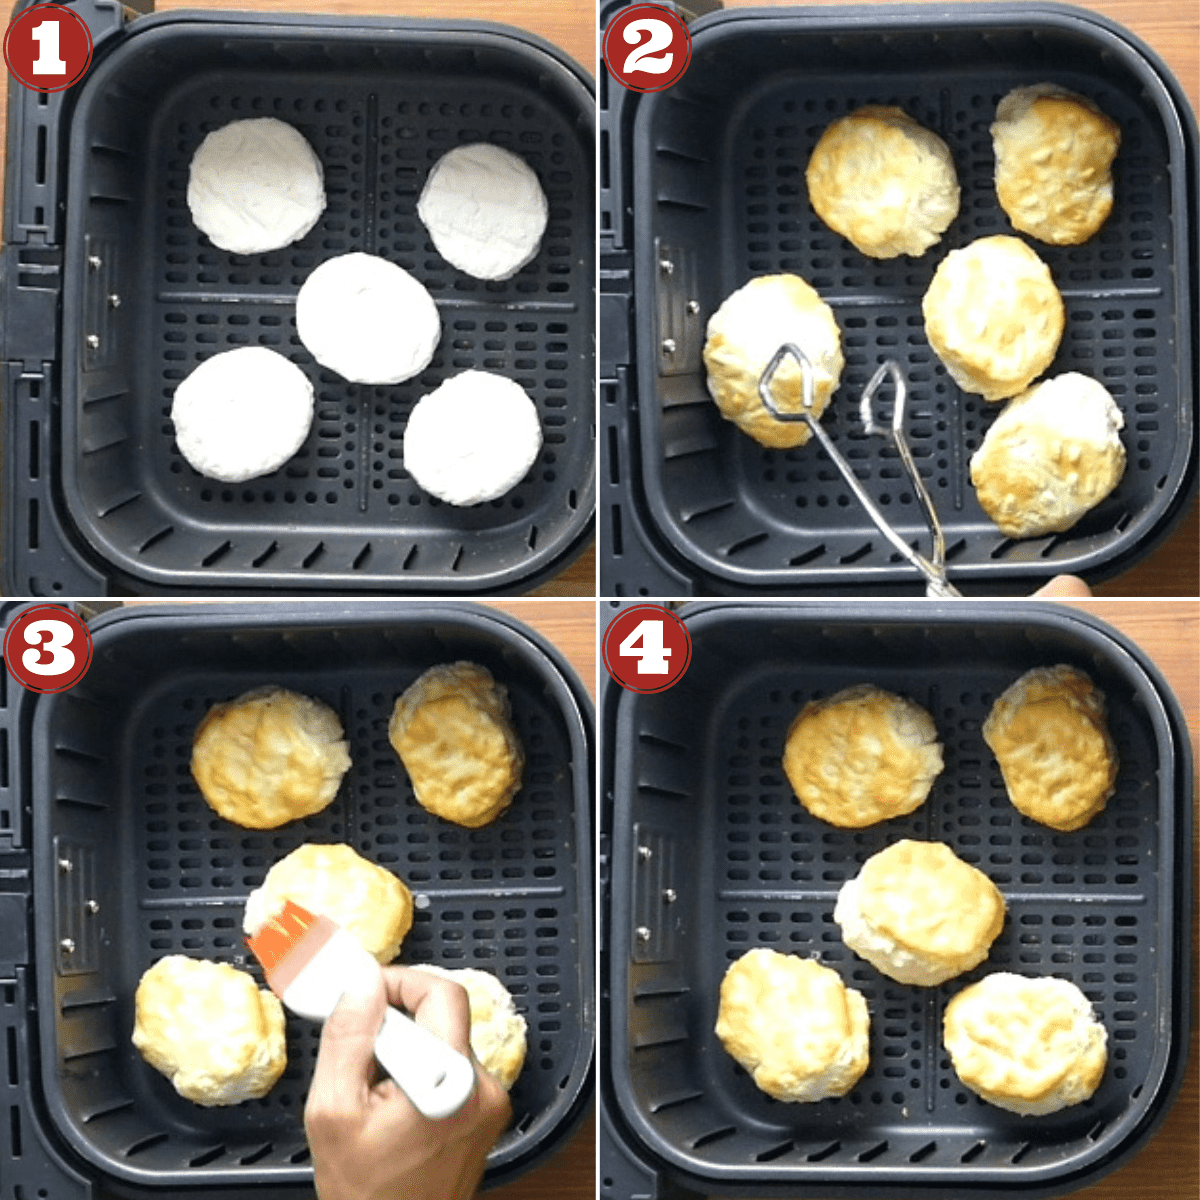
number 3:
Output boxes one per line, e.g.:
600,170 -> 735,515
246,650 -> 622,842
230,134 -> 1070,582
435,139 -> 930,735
22,620 -> 76,676
619,619 -> 672,675
623,18 -> 674,76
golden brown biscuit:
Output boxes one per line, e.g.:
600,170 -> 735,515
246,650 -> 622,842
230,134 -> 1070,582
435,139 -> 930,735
132,955 -> 286,1106
782,684 -> 943,828
703,274 -> 844,449
922,235 -> 1064,401
944,973 -> 1107,1114
992,84 -> 1121,245
415,965 -> 527,1089
834,840 -> 1006,985
806,106 -> 960,258
982,665 -> 1117,831
191,686 -> 350,829
970,372 -> 1126,538
243,842 -> 413,964
389,662 -> 523,828
714,948 -> 869,1102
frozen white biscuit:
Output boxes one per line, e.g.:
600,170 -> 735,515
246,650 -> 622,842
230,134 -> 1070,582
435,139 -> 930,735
703,274 -> 844,449
243,842 -> 414,965
923,235 -> 1064,401
296,252 -> 441,384
970,372 -> 1126,538
834,840 -> 1006,986
403,370 -> 542,506
170,347 -> 314,483
982,664 -> 1118,832
417,143 -> 549,281
992,84 -> 1121,246
187,118 -> 325,255
944,973 -> 1107,1115
414,965 -> 527,1089
714,948 -> 870,1103
806,106 -> 960,258
132,956 -> 286,1106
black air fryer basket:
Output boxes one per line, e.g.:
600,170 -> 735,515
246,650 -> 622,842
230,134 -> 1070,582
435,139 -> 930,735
0,601 -> 593,1197
2,0 -> 595,595
599,2 -> 1199,595
602,601 -> 1192,1197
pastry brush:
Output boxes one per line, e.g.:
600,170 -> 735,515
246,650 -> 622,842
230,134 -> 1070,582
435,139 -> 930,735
245,899 -> 476,1120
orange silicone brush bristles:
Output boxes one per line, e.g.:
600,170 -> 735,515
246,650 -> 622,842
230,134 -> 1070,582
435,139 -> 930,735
245,899 -> 326,980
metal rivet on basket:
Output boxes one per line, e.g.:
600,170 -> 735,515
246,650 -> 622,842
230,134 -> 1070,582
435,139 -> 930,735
86,899 -> 100,915
107,294 -> 121,309
87,255 -> 102,270
86,334 -> 100,350
638,845 -> 653,861
686,300 -> 699,315
663,888 -> 677,903
635,926 -> 652,942
661,338 -> 676,354
659,258 -> 674,275
57,857 -> 72,874
60,938 -> 75,953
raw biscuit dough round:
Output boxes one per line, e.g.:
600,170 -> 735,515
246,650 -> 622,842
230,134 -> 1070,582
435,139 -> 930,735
296,252 -> 441,384
982,664 -> 1118,832
782,684 -> 943,828
243,842 -> 414,964
944,973 -> 1107,1114
714,948 -> 870,1102
170,346 -> 314,483
970,372 -> 1126,538
132,955 -> 287,1106
191,686 -> 351,830
992,84 -> 1121,245
415,965 -> 527,1089
388,661 -> 524,829
417,143 -> 549,280
187,117 -> 326,255
806,106 -> 960,258
703,274 -> 844,449
403,370 -> 543,505
834,840 -> 1007,985
923,235 -> 1064,401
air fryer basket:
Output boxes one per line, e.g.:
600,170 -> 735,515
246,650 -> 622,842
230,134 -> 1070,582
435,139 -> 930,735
606,602 -> 1192,1196
26,603 -> 593,1190
603,3 -> 1197,594
3,2 -> 595,594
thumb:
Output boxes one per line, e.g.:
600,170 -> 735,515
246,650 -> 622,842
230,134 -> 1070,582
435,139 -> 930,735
309,965 -> 387,1113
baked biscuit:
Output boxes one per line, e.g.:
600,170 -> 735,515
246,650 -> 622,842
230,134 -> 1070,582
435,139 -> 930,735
415,965 -> 527,1089
243,842 -> 414,964
944,973 -> 1107,1114
834,840 -> 1006,985
992,84 -> 1121,246
970,372 -> 1126,538
923,235 -> 1064,401
714,948 -> 869,1102
132,956 -> 286,1106
806,106 -> 960,258
703,274 -> 844,449
389,662 -> 524,828
982,665 -> 1117,832
782,684 -> 943,828
191,687 -> 351,830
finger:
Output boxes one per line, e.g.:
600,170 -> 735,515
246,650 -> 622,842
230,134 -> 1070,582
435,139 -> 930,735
1034,574 -> 1092,598
381,965 -> 473,1058
307,964 -> 387,1126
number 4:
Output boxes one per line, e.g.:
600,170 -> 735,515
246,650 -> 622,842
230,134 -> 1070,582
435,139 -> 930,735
619,619 -> 672,675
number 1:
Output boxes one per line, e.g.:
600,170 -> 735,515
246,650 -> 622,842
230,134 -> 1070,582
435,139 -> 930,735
30,20 -> 67,75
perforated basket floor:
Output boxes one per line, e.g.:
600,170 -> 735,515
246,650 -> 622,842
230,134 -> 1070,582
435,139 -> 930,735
608,602 -> 1190,1196
57,14 -> 594,591
31,604 -> 592,1188
631,6 -> 1195,589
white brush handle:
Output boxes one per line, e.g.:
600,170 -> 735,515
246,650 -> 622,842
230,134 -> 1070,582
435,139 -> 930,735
373,1004 -> 476,1120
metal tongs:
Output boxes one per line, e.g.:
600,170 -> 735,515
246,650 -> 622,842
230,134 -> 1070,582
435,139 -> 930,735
758,344 -> 962,597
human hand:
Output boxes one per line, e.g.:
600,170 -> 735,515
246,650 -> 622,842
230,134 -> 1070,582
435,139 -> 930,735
1033,575 -> 1092,598
306,964 -> 512,1200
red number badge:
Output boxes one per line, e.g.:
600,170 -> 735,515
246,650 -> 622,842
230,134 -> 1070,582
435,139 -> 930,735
4,3 -> 94,93
3,605 -> 93,694
603,4 -> 692,94
603,605 -> 692,694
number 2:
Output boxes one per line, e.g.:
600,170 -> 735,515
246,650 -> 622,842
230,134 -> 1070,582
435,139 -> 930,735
30,20 -> 67,75
21,619 -> 76,676
619,619 -> 672,675
623,18 -> 674,76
